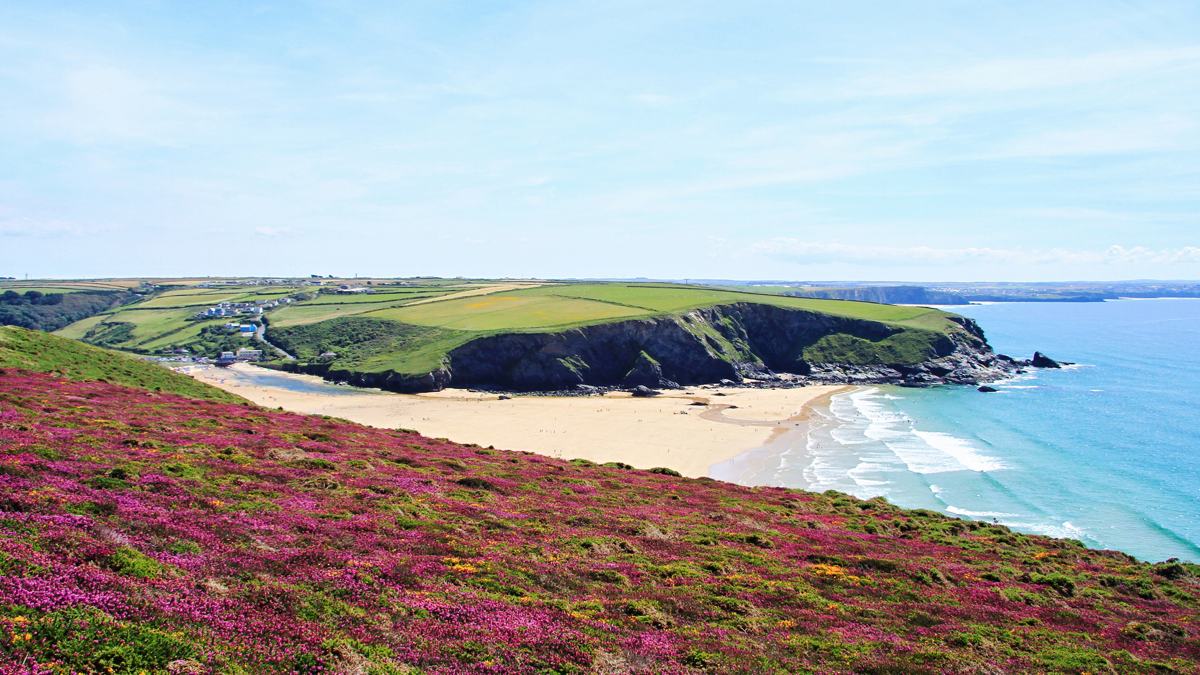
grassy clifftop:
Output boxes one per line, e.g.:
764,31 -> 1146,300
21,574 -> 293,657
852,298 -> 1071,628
57,281 -> 966,372
268,283 -> 968,383
0,325 -> 245,404
0,368 -> 1196,673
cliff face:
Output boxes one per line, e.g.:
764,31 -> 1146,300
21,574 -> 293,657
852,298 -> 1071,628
448,304 -> 1013,390
290,303 -> 1018,393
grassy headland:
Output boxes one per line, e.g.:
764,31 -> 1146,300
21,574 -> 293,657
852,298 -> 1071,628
0,325 -> 245,403
53,280 -> 984,391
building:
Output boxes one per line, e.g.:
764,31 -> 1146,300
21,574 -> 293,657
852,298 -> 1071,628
235,348 -> 263,361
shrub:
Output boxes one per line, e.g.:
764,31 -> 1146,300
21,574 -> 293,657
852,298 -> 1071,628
587,569 -> 629,585
106,546 -> 166,579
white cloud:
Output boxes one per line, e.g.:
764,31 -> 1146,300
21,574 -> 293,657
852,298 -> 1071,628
752,239 -> 1200,267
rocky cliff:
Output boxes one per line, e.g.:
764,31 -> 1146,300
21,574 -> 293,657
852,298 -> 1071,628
283,303 -> 1026,393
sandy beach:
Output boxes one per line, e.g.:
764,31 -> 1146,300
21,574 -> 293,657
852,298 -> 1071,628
182,363 -> 846,478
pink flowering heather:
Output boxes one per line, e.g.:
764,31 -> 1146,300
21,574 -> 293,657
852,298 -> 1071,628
0,367 -> 1197,673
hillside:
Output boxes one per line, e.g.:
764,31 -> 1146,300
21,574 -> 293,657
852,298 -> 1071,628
0,288 -> 134,332
0,326 -> 245,404
57,280 -> 1027,392
264,283 -> 1013,392
0,367 -> 1197,673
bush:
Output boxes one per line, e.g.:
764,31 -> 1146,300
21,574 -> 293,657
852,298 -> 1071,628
106,546 -> 166,579
587,569 -> 629,585
1030,572 -> 1076,597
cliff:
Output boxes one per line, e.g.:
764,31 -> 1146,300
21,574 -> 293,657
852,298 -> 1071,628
279,303 -> 1021,393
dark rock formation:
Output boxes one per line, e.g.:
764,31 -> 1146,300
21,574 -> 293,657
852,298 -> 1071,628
977,385 -> 998,393
630,385 -> 659,398
439,304 -> 1022,392
277,360 -> 452,393
1031,351 -> 1062,368
623,351 -> 670,387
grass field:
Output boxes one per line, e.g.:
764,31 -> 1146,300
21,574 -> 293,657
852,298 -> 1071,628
367,293 -> 647,330
54,283 -> 476,353
368,283 -> 956,333
0,325 -> 245,402
0,280 -> 136,292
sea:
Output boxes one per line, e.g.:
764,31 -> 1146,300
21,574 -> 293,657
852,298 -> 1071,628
712,298 -> 1200,563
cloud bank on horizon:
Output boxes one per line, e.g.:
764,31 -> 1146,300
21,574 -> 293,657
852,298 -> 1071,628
0,1 -> 1197,281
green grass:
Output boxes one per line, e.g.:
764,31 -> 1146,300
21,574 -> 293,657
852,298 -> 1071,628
269,303 -> 394,328
100,308 -> 215,348
299,289 -> 451,305
0,286 -> 89,294
270,316 -> 474,375
369,283 -> 957,333
0,281 -> 129,292
368,292 -> 649,330
0,326 -> 246,403
54,314 -> 110,340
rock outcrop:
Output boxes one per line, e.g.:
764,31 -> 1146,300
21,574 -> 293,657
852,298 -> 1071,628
1031,351 -> 1062,368
440,304 -> 1021,392
279,303 -> 1055,393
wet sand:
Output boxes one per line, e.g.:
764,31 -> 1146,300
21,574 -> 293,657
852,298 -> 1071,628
182,363 -> 846,478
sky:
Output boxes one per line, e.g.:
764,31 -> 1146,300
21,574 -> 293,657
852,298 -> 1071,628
1,1 -> 1198,282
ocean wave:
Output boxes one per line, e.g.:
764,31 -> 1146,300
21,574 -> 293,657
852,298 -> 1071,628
946,506 -> 1019,519
1006,520 -> 1089,541
842,388 -> 1006,474
911,431 -> 1007,473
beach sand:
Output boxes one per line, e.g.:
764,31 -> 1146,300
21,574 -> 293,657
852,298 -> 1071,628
183,364 -> 846,478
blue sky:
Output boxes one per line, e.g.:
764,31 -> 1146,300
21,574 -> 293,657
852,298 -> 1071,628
1,1 -> 1198,281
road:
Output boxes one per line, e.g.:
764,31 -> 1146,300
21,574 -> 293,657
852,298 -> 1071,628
255,323 -> 295,360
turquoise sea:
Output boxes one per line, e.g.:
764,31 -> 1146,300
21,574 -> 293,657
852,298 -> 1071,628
714,299 -> 1200,563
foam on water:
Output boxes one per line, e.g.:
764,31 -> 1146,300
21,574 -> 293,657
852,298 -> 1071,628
843,388 -> 1005,475
945,506 -> 1020,519
911,431 -> 1007,473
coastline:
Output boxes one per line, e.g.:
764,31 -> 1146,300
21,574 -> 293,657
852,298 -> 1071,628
709,386 -> 844,488
182,363 -> 849,478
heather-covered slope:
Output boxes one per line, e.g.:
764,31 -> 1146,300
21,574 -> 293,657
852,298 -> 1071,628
0,326 -> 245,404
1,370 -> 1197,673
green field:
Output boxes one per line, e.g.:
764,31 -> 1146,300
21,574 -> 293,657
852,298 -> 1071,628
0,280 -> 135,292
0,325 -> 245,402
367,283 -> 955,333
54,283 -> 474,355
